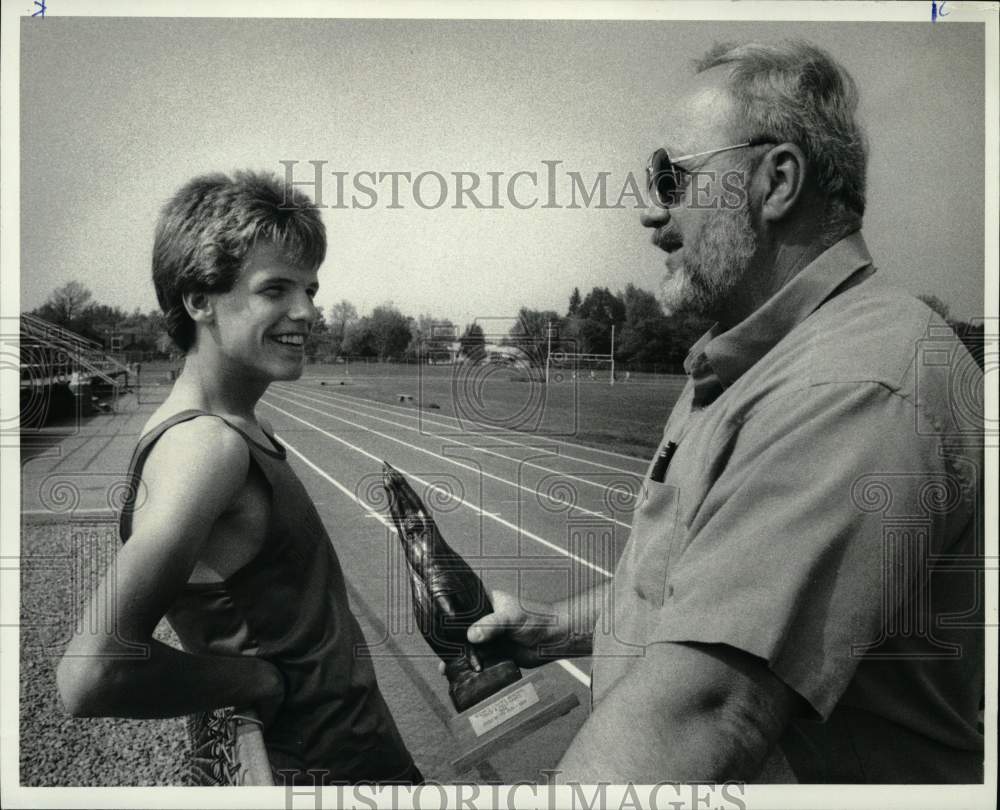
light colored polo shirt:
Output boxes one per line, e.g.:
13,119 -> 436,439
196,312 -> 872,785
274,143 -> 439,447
590,232 -> 984,783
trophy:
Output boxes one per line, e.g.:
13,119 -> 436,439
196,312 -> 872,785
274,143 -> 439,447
381,461 -> 580,772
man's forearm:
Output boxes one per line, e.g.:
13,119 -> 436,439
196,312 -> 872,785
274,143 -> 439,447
58,637 -> 283,719
553,641 -> 796,783
556,692 -> 777,783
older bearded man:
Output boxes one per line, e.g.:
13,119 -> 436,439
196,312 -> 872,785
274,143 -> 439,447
466,41 -> 984,784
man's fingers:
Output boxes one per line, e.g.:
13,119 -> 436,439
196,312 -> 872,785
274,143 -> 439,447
467,590 -> 533,643
467,615 -> 501,644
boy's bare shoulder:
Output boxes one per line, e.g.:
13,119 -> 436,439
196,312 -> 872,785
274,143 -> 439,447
142,415 -> 250,501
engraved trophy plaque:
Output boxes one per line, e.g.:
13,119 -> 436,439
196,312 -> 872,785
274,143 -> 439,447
381,461 -> 580,772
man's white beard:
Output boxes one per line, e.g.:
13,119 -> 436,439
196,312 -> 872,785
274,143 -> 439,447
658,202 -> 758,318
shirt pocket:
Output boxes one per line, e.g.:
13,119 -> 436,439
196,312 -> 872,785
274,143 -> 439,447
621,479 -> 681,608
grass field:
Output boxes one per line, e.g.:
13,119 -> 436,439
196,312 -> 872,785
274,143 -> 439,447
18,360 -> 688,786
139,357 -> 687,457
297,359 -> 687,458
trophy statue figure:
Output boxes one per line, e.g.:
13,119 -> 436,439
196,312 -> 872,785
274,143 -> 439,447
381,461 -> 520,711
381,461 -> 580,773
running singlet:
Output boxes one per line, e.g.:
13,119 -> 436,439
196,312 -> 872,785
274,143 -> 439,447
119,409 -> 419,784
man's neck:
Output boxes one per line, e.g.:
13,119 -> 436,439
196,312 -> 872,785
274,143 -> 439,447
715,235 -> 831,330
768,239 -> 830,293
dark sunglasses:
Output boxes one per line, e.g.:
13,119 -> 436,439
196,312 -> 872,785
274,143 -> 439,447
646,137 -> 774,208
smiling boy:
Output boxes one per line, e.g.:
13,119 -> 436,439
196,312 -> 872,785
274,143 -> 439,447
57,171 -> 421,785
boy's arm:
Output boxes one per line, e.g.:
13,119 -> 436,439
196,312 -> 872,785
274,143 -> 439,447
56,417 -> 283,720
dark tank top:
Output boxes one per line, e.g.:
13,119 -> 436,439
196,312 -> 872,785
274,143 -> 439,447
119,409 -> 418,784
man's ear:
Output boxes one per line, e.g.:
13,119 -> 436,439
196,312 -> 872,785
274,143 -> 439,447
757,143 -> 808,223
182,290 -> 215,325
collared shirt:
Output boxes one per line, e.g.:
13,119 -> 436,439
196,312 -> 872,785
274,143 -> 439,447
590,232 -> 984,783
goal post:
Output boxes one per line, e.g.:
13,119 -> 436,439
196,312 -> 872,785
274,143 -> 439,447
544,322 -> 617,385
546,351 -> 616,384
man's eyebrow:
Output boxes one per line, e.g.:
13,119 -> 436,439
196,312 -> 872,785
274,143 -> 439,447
662,136 -> 690,154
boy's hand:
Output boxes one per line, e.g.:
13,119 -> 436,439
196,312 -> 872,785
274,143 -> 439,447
254,660 -> 286,730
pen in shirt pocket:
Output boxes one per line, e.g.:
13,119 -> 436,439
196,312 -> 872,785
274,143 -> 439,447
649,441 -> 678,483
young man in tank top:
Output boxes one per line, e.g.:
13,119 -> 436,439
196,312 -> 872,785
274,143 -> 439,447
57,171 -> 421,785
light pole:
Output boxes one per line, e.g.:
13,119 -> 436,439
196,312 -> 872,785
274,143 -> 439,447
610,323 -> 615,386
545,319 -> 553,384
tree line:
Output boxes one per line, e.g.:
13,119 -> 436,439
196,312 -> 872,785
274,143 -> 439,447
28,281 -> 985,372
29,281 -> 171,355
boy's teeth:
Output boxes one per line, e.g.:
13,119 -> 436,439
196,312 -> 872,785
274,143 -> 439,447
274,335 -> 303,345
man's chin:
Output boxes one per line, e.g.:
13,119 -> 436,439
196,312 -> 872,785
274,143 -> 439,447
657,275 -> 698,318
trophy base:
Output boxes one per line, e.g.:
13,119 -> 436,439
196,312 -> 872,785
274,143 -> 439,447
449,657 -> 521,712
448,666 -> 581,774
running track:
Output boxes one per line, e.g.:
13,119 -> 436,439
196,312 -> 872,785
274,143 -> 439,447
20,375 -> 658,783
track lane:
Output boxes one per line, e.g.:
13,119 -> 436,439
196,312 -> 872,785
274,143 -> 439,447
277,380 -> 652,472
278,432 -> 590,688
268,388 -> 638,533
267,388 -> 642,545
259,403 -> 602,781
261,397 -> 617,577
275,384 -> 648,501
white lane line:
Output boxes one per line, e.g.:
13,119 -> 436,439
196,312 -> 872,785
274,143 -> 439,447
272,387 -> 640,514
284,380 -> 650,472
267,392 -> 635,530
20,508 -> 114,516
273,388 -> 636,521
262,400 -> 614,579
300,385 -> 649,477
282,379 -> 653,466
274,429 -> 592,688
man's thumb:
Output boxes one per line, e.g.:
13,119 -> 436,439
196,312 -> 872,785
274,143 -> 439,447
467,618 -> 494,644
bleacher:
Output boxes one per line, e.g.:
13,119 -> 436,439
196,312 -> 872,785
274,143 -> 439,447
20,313 -> 131,426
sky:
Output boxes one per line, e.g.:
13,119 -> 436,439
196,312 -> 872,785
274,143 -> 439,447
15,12 -> 990,329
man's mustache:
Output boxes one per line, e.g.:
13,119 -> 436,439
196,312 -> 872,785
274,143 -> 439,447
653,227 -> 684,252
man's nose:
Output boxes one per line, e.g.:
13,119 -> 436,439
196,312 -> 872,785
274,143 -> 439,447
640,199 -> 671,230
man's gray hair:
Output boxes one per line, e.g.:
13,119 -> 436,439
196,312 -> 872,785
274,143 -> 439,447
695,40 -> 867,244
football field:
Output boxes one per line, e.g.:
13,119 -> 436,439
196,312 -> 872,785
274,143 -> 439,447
19,362 -> 687,784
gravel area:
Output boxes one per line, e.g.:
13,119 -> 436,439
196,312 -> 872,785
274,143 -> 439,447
19,521 -> 191,786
